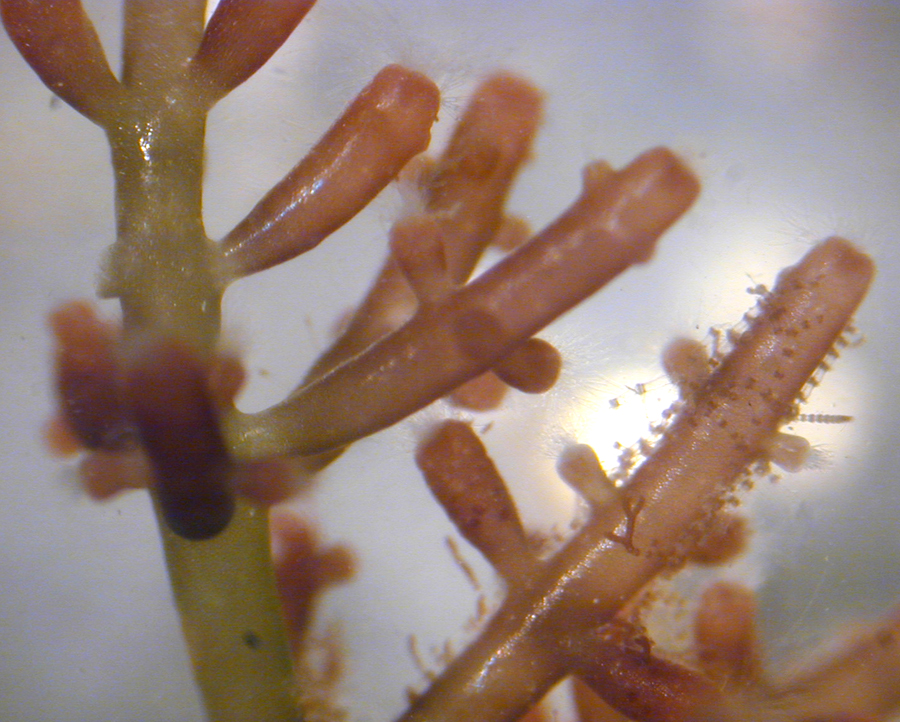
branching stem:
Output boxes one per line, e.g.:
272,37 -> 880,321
399,238 -> 872,722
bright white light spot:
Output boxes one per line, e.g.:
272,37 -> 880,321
563,365 -> 679,483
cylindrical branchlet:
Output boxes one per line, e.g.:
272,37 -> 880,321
416,420 -> 532,579
397,238 -> 873,722
556,444 -> 617,509
235,148 -> 700,458
0,0 -> 124,124
575,623 -> 725,722
189,0 -> 317,101
221,64 -> 440,277
303,73 -> 543,385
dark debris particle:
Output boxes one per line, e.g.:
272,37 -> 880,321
243,630 -> 262,650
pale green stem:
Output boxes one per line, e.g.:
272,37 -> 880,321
121,0 -> 206,90
158,500 -> 301,722
102,5 -> 302,720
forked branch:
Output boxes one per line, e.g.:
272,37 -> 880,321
403,238 -> 874,722
226,148 -> 699,459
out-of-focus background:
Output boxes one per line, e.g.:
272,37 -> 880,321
1,2 -> 899,720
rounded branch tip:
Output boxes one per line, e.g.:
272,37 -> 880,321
221,64 -> 440,277
493,338 -> 561,394
662,337 -> 711,395
694,581 -> 760,684
556,443 -> 617,508
416,420 -> 532,576
592,148 -> 701,262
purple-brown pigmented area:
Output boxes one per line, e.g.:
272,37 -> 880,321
124,339 -> 234,540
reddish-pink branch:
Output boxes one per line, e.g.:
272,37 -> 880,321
422,73 -> 542,283
270,510 -> 355,657
693,581 -> 761,686
229,147 -> 699,458
220,64 -> 440,277
49,300 -> 130,450
1,0 -> 123,124
416,420 -> 533,581
189,0 -> 317,103
304,73 -> 543,382
574,621 -> 728,722
397,238 -> 872,722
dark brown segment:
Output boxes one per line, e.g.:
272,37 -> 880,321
576,622 -> 724,722
124,339 -> 234,540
